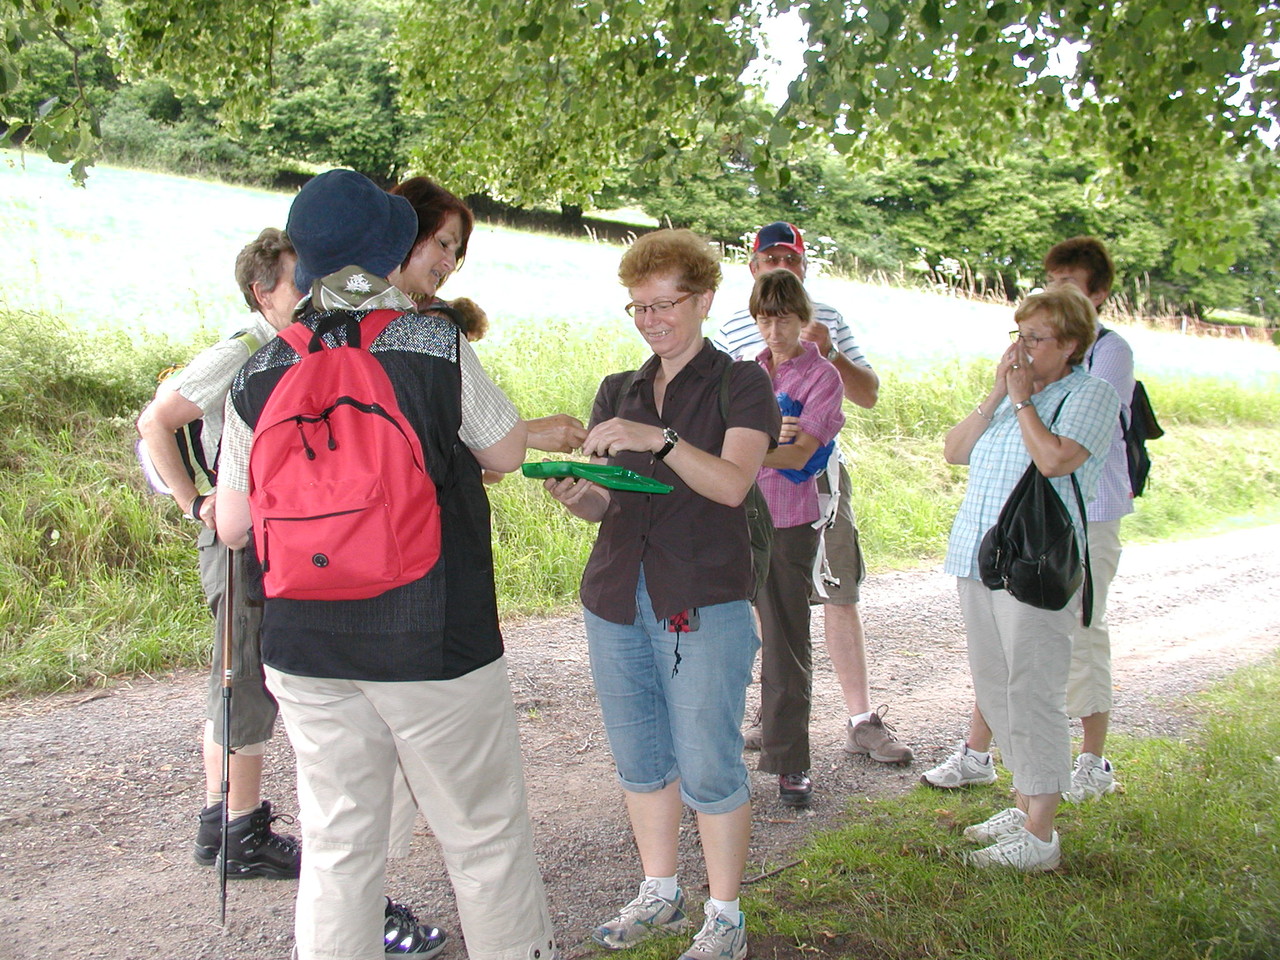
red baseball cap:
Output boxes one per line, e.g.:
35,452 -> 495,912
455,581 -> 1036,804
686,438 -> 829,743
753,222 -> 805,256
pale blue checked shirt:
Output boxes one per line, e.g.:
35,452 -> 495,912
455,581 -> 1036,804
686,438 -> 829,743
944,367 -> 1121,581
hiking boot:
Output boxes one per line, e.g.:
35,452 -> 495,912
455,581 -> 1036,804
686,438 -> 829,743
592,880 -> 690,949
962,807 -> 1027,844
385,898 -> 448,957
742,721 -> 762,751
678,901 -> 747,960
199,800 -> 301,879
1064,753 -> 1119,803
920,742 -> 998,789
778,772 -> 812,808
965,828 -> 1061,872
845,705 -> 914,764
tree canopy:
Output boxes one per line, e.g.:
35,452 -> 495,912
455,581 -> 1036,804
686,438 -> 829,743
3,0 -> 1276,270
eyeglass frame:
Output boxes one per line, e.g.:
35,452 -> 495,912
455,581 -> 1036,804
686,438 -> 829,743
1008,330 -> 1058,346
754,252 -> 805,268
625,291 -> 697,317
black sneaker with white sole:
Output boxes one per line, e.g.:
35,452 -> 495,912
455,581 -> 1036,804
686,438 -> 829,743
385,898 -> 449,957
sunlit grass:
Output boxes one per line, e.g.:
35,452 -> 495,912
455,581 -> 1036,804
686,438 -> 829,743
731,657 -> 1280,960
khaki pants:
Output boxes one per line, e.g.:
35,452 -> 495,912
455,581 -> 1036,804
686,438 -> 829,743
957,578 -> 1075,797
1067,519 -> 1122,718
266,659 -> 556,960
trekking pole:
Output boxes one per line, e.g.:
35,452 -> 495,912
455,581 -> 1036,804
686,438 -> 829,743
218,545 -> 237,925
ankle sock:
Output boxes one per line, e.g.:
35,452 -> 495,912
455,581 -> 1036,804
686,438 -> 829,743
963,744 -> 992,763
850,711 -> 872,725
228,805 -> 259,821
205,791 -> 223,810
707,897 -> 741,925
645,875 -> 679,901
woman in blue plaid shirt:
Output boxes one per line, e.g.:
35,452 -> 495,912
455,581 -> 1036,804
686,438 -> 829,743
941,285 -> 1119,872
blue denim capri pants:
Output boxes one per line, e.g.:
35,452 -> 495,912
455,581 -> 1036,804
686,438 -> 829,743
584,570 -> 759,815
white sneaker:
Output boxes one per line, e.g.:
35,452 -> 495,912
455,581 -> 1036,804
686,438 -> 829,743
920,742 -> 998,789
1064,752 -> 1118,802
592,880 -> 690,949
965,827 -> 1061,872
962,807 -> 1028,843
678,901 -> 747,960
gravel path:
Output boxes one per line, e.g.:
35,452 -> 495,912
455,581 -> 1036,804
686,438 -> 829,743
1,525 -> 1277,960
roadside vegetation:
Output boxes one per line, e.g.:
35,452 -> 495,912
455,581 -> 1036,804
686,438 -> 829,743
3,305 -> 1278,696
611,657 -> 1280,960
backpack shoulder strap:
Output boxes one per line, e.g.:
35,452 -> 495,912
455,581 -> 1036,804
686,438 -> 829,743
718,360 -> 733,422
276,321 -> 313,355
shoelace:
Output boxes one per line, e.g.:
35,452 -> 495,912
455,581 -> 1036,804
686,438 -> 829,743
872,704 -> 903,740
250,809 -> 300,851
690,913 -> 736,950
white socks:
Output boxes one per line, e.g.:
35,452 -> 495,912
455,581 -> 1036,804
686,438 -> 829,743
707,896 -> 742,925
645,875 -> 679,901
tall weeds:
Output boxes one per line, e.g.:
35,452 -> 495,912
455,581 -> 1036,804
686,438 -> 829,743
2,307 -> 1279,694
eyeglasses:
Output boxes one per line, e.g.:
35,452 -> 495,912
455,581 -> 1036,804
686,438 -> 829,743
625,292 -> 696,317
755,253 -> 803,267
1009,330 -> 1057,346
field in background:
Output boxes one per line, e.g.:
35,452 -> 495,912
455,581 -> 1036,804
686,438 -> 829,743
5,151 -> 1280,385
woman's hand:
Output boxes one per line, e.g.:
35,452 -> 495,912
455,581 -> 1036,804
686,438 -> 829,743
526,413 -> 587,453
778,415 -> 801,445
543,471 -> 609,522
1001,341 -> 1034,405
581,418 -> 664,459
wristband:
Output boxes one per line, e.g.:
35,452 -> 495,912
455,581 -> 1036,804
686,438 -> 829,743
189,494 -> 208,521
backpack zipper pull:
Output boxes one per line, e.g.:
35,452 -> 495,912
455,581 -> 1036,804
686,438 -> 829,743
295,419 -> 317,460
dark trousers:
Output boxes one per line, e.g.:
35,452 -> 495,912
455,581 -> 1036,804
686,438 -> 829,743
755,523 -> 820,775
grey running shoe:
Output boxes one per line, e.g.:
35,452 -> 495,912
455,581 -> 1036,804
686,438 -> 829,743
1064,752 -> 1118,802
592,880 -> 690,950
678,902 -> 747,960
962,807 -> 1028,844
920,742 -> 998,789
965,828 -> 1061,872
845,705 -> 914,764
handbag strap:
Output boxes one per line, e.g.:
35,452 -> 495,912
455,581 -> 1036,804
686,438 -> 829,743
1047,391 -> 1095,627
1069,473 -> 1094,628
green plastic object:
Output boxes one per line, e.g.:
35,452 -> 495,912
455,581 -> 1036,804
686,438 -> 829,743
520,460 -> 673,494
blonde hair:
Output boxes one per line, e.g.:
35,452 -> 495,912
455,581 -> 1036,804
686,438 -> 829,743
1014,285 -> 1097,365
618,229 -> 721,293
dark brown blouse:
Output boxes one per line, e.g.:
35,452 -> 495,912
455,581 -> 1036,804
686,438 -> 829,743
580,340 -> 781,624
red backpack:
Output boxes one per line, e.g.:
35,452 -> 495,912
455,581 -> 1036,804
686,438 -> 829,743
248,310 -> 441,600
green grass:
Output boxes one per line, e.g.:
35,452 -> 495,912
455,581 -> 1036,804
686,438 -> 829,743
717,656 -> 1280,960
3,306 -> 1280,693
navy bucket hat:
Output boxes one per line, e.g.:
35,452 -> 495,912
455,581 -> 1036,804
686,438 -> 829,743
286,169 -> 418,292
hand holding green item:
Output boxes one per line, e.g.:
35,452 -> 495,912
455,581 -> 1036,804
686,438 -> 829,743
520,461 -> 673,494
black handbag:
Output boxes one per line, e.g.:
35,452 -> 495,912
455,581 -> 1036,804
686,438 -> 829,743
977,397 -> 1094,626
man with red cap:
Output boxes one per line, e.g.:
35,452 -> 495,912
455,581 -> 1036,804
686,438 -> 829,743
714,222 -> 913,801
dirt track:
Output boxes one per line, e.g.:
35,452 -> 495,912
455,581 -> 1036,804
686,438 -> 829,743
1,525 -> 1277,960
